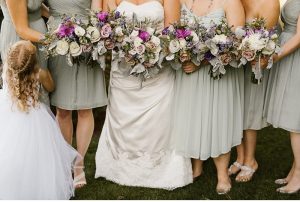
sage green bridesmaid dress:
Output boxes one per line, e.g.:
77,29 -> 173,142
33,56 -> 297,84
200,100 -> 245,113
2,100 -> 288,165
46,0 -> 108,110
0,0 -> 49,105
172,4 -> 244,160
266,0 -> 300,133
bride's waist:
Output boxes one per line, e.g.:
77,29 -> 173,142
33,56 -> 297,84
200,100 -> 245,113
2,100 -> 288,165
110,65 -> 174,89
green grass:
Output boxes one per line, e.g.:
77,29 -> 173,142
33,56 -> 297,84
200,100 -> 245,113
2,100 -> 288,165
73,123 -> 300,200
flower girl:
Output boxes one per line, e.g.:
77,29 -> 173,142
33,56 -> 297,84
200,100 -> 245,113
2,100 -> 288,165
0,41 -> 78,200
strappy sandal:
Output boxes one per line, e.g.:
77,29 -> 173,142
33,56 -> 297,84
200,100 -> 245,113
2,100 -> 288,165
235,165 -> 257,183
73,166 -> 87,189
275,178 -> 288,185
228,161 -> 242,176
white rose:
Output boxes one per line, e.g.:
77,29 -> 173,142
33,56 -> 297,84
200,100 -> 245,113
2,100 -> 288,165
248,34 -> 268,50
151,36 -> 161,47
69,42 -> 82,57
86,26 -> 101,43
212,34 -> 227,44
179,38 -> 187,49
115,26 -> 124,37
146,27 -> 155,35
56,40 -> 69,55
74,25 -> 86,37
262,40 -> 276,55
135,44 -> 146,55
234,26 -> 246,39
149,53 -> 159,64
130,30 -> 139,38
271,33 -> 278,40
169,39 -> 180,53
191,31 -> 199,44
134,37 -> 143,48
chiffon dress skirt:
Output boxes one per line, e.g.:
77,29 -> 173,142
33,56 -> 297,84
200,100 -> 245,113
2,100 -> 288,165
266,0 -> 300,133
244,64 -> 269,130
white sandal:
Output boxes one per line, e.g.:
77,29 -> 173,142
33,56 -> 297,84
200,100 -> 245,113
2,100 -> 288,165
275,178 -> 288,185
236,165 -> 257,182
228,161 -> 242,176
73,166 -> 87,189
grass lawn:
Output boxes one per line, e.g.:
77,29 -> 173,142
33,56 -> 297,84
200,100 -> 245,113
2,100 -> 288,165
73,110 -> 300,200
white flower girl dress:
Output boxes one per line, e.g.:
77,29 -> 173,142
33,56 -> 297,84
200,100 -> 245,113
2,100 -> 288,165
0,67 -> 78,200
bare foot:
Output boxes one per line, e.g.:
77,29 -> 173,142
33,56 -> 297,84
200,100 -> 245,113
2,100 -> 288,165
216,174 -> 231,195
277,170 -> 300,194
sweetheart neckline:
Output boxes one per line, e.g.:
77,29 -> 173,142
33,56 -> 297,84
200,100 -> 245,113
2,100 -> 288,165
119,1 -> 163,8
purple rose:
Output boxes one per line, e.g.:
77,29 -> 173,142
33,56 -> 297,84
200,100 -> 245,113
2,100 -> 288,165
138,30 -> 151,42
100,24 -> 112,38
176,29 -> 191,39
57,23 -> 75,38
97,11 -> 109,22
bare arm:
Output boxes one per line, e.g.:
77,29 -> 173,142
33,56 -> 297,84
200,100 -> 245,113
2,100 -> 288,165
275,15 -> 300,62
224,0 -> 245,29
39,68 -> 55,93
6,0 -> 45,43
163,0 -> 180,27
91,0 -> 102,11
41,3 -> 50,18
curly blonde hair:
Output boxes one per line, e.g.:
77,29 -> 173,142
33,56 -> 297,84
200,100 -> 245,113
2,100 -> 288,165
6,41 -> 40,112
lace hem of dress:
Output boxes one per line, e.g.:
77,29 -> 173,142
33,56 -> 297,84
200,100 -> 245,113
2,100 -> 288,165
95,136 -> 193,190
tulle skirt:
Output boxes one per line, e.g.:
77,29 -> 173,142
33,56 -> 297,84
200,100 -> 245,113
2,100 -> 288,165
0,90 -> 78,200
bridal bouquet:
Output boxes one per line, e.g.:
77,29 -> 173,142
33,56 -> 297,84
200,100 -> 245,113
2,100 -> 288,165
237,18 -> 281,83
116,17 -> 163,79
43,15 -> 92,66
160,16 -> 203,71
87,10 -> 125,69
202,18 -> 240,79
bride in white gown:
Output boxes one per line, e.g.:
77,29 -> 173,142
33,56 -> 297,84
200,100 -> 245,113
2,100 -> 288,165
95,0 -> 193,190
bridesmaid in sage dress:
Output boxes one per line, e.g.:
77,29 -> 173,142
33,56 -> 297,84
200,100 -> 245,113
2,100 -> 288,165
172,0 -> 245,194
0,0 -> 50,105
266,0 -> 300,194
46,0 -> 107,188
229,0 -> 280,183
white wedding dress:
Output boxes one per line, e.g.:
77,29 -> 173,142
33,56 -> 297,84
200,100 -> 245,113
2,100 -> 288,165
0,66 -> 78,200
95,1 -> 193,190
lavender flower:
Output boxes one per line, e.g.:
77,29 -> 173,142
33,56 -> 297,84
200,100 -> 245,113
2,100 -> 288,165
97,11 -> 109,22
175,29 -> 191,39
